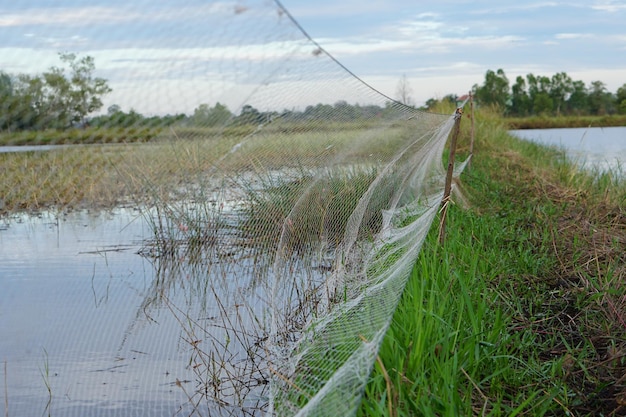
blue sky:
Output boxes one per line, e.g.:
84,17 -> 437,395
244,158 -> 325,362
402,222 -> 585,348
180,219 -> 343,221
1,0 -> 625,114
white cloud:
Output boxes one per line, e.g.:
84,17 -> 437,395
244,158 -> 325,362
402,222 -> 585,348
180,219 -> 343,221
591,0 -> 626,12
0,7 -> 139,27
470,2 -> 562,15
282,1 -> 388,18
0,3 -> 237,27
555,33 -> 594,40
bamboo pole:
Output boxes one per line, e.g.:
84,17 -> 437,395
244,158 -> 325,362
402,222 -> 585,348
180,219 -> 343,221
438,107 -> 463,245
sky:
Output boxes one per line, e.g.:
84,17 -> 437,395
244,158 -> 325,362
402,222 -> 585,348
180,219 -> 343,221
1,0 -> 625,115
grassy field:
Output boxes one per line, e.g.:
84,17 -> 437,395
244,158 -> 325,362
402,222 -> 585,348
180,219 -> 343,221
0,122 -> 430,214
361,111 -> 626,416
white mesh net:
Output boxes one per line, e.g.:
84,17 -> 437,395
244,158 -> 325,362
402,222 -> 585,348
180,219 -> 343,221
1,1 -> 467,416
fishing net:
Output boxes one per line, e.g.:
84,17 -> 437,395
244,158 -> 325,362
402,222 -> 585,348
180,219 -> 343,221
1,1 -> 468,416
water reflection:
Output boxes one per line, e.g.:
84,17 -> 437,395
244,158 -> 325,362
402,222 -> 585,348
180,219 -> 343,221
0,207 -> 271,416
510,126 -> 626,173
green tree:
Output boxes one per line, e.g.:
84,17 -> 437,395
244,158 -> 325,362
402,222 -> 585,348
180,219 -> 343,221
60,52 -> 112,126
549,72 -> 574,116
0,71 -> 16,131
6,53 -> 111,129
474,69 -> 510,110
526,74 -> 553,114
234,104 -> 263,125
13,73 -> 47,129
533,92 -> 554,115
192,102 -> 232,126
588,81 -> 615,115
509,76 -> 531,116
616,83 -> 626,114
566,80 -> 589,115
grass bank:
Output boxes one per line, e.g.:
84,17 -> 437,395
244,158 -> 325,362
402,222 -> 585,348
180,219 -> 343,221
506,114 -> 626,130
361,111 -> 626,416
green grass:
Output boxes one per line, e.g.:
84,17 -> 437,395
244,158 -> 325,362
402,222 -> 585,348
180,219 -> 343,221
506,114 -> 626,130
361,199 -> 561,416
361,109 -> 626,416
0,126 -> 164,146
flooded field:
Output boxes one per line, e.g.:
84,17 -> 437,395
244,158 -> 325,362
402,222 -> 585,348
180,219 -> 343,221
0,207 -> 270,416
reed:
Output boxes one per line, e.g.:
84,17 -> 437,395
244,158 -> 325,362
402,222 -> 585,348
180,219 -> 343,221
0,125 -> 404,215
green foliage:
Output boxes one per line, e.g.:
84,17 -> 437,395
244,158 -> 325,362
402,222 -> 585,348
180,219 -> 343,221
0,52 -> 111,131
90,108 -> 184,129
472,68 -> 623,118
191,102 -> 233,126
473,69 -> 510,110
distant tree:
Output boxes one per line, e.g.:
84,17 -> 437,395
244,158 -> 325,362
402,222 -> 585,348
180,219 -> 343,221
474,69 -> 509,110
588,81 -> 615,115
303,103 -> 334,120
424,98 -> 440,111
533,93 -> 554,115
209,102 -> 232,125
0,71 -> 16,131
526,74 -> 553,114
549,72 -> 574,116
13,74 -> 47,128
396,74 -> 414,106
566,80 -> 589,115
107,104 -> 121,115
0,71 -> 11,98
67,53 -> 111,123
616,83 -> 626,114
6,52 -> 111,130
234,104 -> 263,125
333,100 -> 359,120
509,76 -> 531,116
192,102 -> 232,126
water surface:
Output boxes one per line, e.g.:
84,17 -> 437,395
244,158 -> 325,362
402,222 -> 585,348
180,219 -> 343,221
509,126 -> 626,172
0,208 -> 267,416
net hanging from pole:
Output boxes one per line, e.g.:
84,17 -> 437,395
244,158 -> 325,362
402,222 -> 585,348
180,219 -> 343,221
1,1 -> 468,416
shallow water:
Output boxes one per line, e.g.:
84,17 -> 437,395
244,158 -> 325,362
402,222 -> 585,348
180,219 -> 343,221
0,144 -> 76,153
509,126 -> 626,173
0,208 -> 268,416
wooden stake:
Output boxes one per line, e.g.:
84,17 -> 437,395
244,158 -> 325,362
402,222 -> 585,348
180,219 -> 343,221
468,92 -> 475,169
439,107 -> 463,245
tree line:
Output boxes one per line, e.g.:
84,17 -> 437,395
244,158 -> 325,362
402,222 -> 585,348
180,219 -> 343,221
4,53 -> 625,134
471,69 -> 626,116
0,52 -> 411,133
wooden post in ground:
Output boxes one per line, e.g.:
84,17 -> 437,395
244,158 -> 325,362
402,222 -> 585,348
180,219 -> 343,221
438,107 -> 463,245
468,92 -> 475,169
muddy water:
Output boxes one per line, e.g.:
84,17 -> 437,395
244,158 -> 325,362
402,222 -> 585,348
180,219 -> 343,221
0,208 -> 268,416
